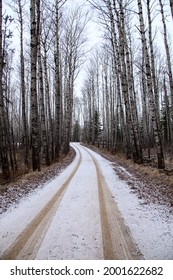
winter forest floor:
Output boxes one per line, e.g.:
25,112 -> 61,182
0,148 -> 76,214
0,143 -> 173,215
84,144 -> 173,214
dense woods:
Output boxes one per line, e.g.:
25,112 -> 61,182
0,0 -> 87,178
81,0 -> 173,170
0,0 -> 173,179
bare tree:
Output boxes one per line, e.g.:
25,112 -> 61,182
62,6 -> 88,154
41,1 -> 55,163
170,0 -> 173,19
54,0 -> 63,160
137,0 -> 165,169
159,0 -> 173,154
30,0 -> 41,171
0,0 -> 10,178
17,0 -> 29,170
38,22 -> 50,166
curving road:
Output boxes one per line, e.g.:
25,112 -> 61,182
0,143 -> 142,260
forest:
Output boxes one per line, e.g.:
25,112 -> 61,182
0,0 -> 173,180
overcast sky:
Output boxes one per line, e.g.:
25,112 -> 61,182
3,0 -> 101,96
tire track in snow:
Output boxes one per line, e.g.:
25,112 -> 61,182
81,145 -> 142,260
0,146 -> 82,260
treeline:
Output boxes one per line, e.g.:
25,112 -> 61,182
0,0 -> 87,178
80,0 -> 173,170
0,0 -> 173,180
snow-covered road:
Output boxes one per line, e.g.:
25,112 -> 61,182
0,143 -> 172,259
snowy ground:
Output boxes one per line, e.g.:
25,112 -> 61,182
94,150 -> 173,260
0,143 -> 172,259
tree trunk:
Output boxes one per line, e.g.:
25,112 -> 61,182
141,51 -> 150,158
18,0 -> 29,170
137,0 -> 165,169
38,40 -> 50,166
147,0 -> 160,132
170,0 -> 173,19
30,0 -> 40,171
163,76 -> 171,146
0,0 -> 10,178
54,0 -> 61,160
159,0 -> 173,154
43,45 -> 54,163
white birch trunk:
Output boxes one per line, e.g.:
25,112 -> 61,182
159,0 -> 173,151
18,0 -> 29,170
137,0 -> 165,169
